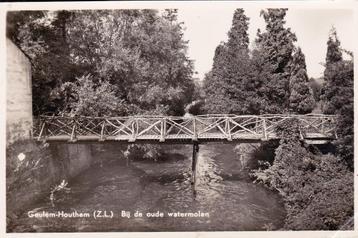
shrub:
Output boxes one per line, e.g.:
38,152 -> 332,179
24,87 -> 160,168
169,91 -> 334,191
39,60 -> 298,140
123,144 -> 163,162
252,118 -> 354,230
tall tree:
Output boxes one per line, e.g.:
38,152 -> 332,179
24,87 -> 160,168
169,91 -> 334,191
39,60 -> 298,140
225,9 -> 253,114
203,9 -> 252,114
8,9 -> 195,116
203,44 -> 231,113
252,8 -> 297,113
321,28 -> 343,114
288,47 -> 315,114
321,28 -> 354,169
67,10 -> 194,115
227,9 -> 250,57
325,27 -> 343,66
335,58 -> 354,169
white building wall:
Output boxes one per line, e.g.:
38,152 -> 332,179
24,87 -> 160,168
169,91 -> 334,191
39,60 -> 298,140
6,38 -> 33,145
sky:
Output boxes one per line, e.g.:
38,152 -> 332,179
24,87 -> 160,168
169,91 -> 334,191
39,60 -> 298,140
177,7 -> 354,80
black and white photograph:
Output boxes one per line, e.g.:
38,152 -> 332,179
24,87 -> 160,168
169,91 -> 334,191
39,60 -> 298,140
4,1 -> 355,234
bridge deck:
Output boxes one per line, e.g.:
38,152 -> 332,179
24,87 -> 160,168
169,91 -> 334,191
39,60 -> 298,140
32,114 -> 337,144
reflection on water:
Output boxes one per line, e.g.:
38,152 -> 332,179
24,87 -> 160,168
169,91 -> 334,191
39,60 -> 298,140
9,144 -> 286,232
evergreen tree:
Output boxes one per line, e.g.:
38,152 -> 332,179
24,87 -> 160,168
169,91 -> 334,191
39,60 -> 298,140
308,77 -> 322,102
321,28 -> 354,169
227,9 -> 250,57
225,9 -> 253,114
203,44 -> 231,113
288,47 -> 315,114
321,28 -> 343,114
325,27 -> 343,67
335,59 -> 354,169
212,44 -> 229,79
203,9 -> 252,114
252,8 -> 297,113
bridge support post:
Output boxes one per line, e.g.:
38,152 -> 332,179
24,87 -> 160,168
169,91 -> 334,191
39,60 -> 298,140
99,121 -> 106,142
129,118 -> 137,142
192,117 -> 198,141
225,118 -> 232,141
262,118 -> 268,141
38,121 -> 46,141
191,142 -> 199,188
160,118 -> 166,142
70,122 -> 77,142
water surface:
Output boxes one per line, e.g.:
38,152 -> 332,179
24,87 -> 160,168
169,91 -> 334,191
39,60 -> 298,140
9,144 -> 285,232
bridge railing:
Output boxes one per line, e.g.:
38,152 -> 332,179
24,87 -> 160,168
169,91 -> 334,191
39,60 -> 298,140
32,114 -> 337,142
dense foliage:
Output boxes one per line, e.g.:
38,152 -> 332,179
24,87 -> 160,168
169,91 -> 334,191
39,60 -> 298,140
7,9 -> 195,117
204,8 -> 317,115
203,9 -> 254,114
253,119 -> 353,230
7,9 -> 354,230
250,25 -> 354,229
7,9 -> 196,162
288,47 -> 315,113
321,28 -> 354,169
252,9 -> 298,113
200,9 -> 354,230
321,28 -> 344,114
309,77 -> 322,102
61,75 -> 128,117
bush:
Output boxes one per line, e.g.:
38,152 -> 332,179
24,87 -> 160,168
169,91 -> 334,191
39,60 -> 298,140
6,139 -> 52,191
123,144 -> 163,162
60,74 -> 128,116
285,155 -> 353,230
235,142 -> 278,171
252,118 -> 354,230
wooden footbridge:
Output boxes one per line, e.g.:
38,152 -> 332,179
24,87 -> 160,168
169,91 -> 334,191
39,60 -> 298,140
33,114 -> 337,144
32,113 -> 337,188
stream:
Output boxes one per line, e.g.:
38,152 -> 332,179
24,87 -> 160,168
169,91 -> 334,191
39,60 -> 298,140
9,143 -> 286,232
